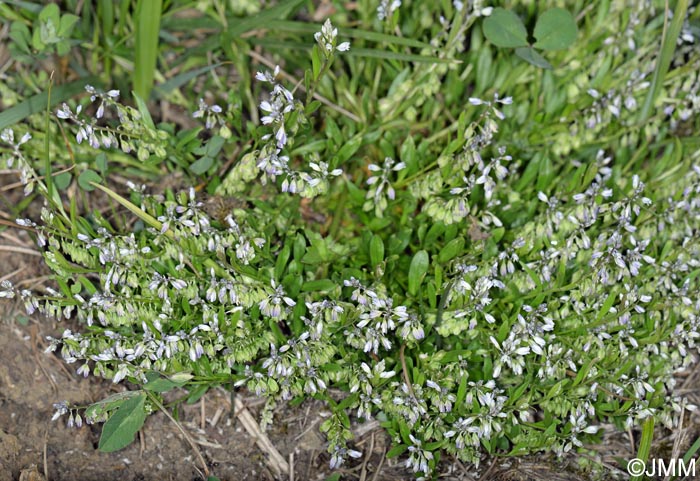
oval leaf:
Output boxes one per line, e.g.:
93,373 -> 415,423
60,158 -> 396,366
408,250 -> 429,296
369,235 -> 385,268
438,237 -> 465,263
54,172 -> 72,190
189,155 -> 214,175
78,169 -> 102,191
533,8 -> 577,51
515,47 -> 552,69
482,8 -> 528,48
98,393 -> 147,452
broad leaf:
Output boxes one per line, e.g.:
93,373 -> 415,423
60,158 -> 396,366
98,393 -> 147,452
78,169 -> 102,191
533,8 -> 577,50
482,8 -> 528,48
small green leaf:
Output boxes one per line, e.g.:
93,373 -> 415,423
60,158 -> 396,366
58,14 -> 79,37
132,91 -> 155,130
387,443 -> 408,458
515,47 -> 552,69
301,279 -> 337,292
78,169 -> 102,191
400,136 -> 417,175
408,250 -> 429,296
533,8 -> 578,51
56,40 -> 70,56
186,385 -> 209,404
144,372 -> 187,393
96,152 -> 108,173
39,3 -> 60,23
54,172 -> 72,190
205,135 -> 225,156
189,156 -> 214,175
438,237 -> 464,263
482,8 -> 528,48
369,235 -> 385,268
311,45 -> 321,80
335,135 -> 362,163
98,393 -> 147,452
275,245 -> 291,280
10,22 -> 31,53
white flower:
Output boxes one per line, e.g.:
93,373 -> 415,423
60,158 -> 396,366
377,0 -> 402,21
315,18 -> 350,56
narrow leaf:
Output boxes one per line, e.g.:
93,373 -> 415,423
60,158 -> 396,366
369,235 -> 385,268
227,0 -> 304,38
515,47 -> 552,69
0,77 -> 99,131
154,63 -> 222,97
133,0 -> 162,100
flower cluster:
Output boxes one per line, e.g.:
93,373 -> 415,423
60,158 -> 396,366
3,2 -> 700,479
192,98 -> 231,138
56,85 -> 168,160
314,19 -> 350,57
377,0 -> 402,21
0,128 -> 34,194
364,157 -> 406,217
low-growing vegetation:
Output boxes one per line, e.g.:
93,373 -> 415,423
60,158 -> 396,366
1,0 -> 699,479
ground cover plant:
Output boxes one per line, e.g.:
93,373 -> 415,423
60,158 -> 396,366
1,0 -> 700,479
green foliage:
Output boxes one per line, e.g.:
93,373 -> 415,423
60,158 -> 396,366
532,8 -> 578,51
98,393 -> 148,452
9,3 -> 79,60
482,8 -> 528,48
133,0 -> 163,100
483,7 -> 577,68
1,1 -> 700,479
77,169 -> 102,191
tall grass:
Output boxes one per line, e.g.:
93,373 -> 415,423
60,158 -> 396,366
133,0 -> 162,100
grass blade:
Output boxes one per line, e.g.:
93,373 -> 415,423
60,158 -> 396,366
133,0 -> 163,100
90,182 -> 171,238
0,76 -> 99,131
227,0 -> 304,38
345,47 -> 459,64
154,63 -> 222,98
631,417 -> 654,481
1,0 -> 41,13
682,436 -> 700,465
44,75 -> 54,208
638,0 -> 689,122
